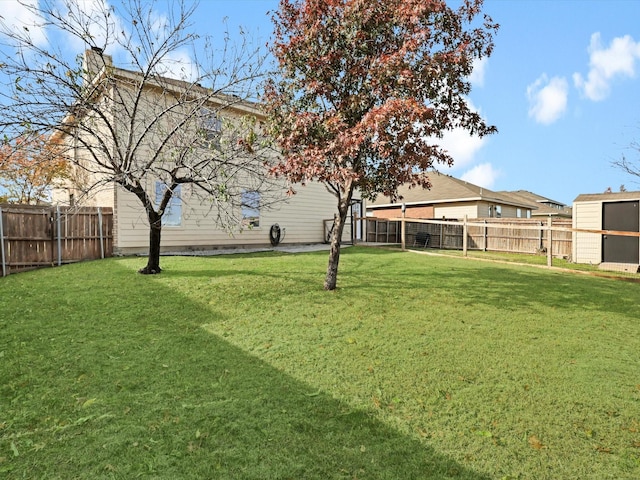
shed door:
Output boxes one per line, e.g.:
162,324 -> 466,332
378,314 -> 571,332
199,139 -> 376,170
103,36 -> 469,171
602,201 -> 639,263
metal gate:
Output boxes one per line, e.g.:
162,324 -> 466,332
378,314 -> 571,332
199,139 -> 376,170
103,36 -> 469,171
602,201 -> 639,263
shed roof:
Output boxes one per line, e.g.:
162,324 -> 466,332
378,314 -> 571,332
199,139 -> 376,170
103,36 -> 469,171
574,191 -> 640,203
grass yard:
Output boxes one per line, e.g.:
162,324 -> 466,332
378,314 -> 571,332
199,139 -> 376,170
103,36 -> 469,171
402,246 -> 640,277
1,246 -> 639,479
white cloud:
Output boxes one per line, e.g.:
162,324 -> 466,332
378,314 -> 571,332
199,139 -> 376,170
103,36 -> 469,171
56,0 -> 127,56
468,57 -> 488,88
460,163 -> 501,189
153,48 -> 200,82
439,128 -> 487,169
435,98 -> 489,169
2,0 -> 48,47
526,74 -> 568,125
573,33 -> 640,101
57,1 -> 198,81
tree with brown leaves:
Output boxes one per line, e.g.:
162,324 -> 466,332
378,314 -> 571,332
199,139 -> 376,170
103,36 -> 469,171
265,0 -> 499,290
0,134 -> 69,204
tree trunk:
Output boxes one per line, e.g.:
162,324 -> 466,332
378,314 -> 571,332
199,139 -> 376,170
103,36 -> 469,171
139,210 -> 162,274
324,186 -> 353,291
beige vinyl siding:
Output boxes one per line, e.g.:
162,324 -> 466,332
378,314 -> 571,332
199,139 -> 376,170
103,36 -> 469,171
51,102 -> 117,208
433,203 -> 479,219
572,201 -> 601,264
499,205 -> 519,218
114,180 -> 350,252
66,62 -> 356,253
477,202 -> 492,218
260,182 -> 349,244
87,183 -> 115,208
478,202 -> 521,219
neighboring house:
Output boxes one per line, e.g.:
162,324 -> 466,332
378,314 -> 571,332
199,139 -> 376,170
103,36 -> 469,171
572,191 -> 640,265
53,50 -> 360,254
366,172 -> 534,220
496,190 -> 572,218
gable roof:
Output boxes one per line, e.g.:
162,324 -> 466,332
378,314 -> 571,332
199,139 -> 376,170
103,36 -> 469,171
498,189 -> 565,207
497,190 -> 572,217
368,172 -> 533,209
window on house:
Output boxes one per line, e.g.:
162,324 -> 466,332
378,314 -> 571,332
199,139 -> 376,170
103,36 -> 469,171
526,209 -> 531,219
517,208 -> 522,218
241,190 -> 260,228
495,205 -> 502,218
155,181 -> 182,226
198,107 -> 222,148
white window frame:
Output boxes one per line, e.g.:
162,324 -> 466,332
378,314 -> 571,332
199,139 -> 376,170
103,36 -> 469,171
155,181 -> 182,227
241,190 -> 261,228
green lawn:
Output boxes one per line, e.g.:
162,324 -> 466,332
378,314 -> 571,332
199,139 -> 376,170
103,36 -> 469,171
1,247 -> 639,479
403,245 -> 640,276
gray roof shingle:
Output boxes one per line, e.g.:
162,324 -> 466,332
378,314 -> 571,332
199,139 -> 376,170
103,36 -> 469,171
369,172 -> 533,209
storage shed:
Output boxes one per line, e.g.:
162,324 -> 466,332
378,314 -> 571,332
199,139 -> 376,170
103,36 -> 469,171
572,191 -> 640,266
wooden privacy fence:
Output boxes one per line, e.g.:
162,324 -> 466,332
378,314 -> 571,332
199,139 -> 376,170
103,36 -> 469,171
366,217 -> 573,259
0,204 -> 113,276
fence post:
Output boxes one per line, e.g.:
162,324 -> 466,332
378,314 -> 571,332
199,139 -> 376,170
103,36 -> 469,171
56,205 -> 62,266
0,206 -> 6,277
98,207 -> 105,259
463,215 -> 468,257
547,217 -> 553,267
539,221 -> 543,251
483,220 -> 487,251
401,204 -> 406,251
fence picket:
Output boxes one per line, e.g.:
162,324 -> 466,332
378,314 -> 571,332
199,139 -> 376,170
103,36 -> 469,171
366,217 -> 574,259
0,204 -> 113,275
0,207 -> 6,277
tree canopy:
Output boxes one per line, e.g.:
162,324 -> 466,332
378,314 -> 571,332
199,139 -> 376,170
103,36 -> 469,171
265,0 -> 499,290
0,134 -> 69,204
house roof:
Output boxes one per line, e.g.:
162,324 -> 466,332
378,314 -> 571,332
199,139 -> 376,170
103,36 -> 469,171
368,172 -> 534,209
498,189 -> 565,207
574,191 -> 640,203
497,190 -> 573,217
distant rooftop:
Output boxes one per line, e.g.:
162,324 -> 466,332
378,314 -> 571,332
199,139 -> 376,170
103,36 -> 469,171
497,190 -> 572,218
369,172 -> 533,209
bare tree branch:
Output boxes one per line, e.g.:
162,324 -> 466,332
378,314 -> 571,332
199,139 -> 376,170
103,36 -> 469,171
0,0 -> 282,273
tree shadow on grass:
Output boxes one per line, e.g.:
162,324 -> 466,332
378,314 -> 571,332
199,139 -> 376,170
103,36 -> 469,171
1,261 -> 490,480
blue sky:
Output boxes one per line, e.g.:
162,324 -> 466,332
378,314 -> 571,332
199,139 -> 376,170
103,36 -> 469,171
199,0 -> 640,205
5,0 -> 640,205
